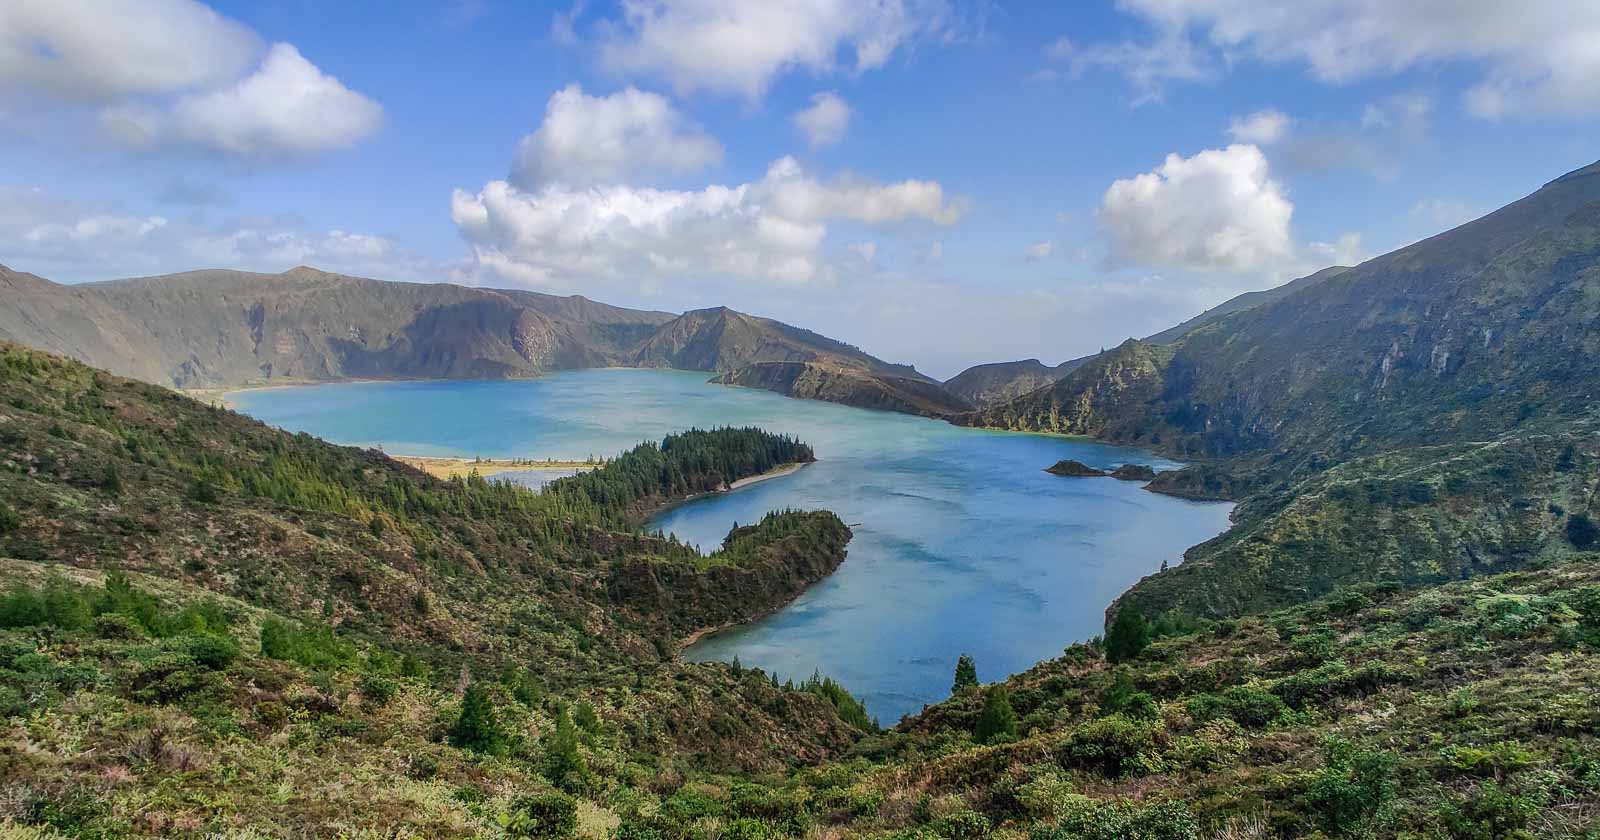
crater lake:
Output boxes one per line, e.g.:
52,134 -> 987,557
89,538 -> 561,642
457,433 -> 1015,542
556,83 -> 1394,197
230,369 -> 1233,722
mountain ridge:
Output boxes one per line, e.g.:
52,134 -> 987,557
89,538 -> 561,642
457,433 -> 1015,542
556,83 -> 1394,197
0,264 -> 956,414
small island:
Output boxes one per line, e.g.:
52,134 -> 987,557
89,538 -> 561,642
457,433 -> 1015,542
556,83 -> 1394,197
1109,463 -> 1159,481
1044,459 -> 1108,477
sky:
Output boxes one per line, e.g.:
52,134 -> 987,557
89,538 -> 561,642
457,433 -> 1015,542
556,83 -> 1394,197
2,1 -> 1597,379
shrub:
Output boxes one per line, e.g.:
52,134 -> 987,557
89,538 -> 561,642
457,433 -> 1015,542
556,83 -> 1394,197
974,685 -> 1018,744
501,793 -> 577,838
0,499 -> 20,533
1568,513 -> 1599,549
181,632 -> 239,670
259,619 -> 354,669
1187,684 -> 1287,728
93,612 -> 143,640
1300,737 -> 1397,836
1106,607 -> 1151,664
359,673 -> 399,706
722,818 -> 775,840
933,808 -> 992,839
1062,714 -> 1165,778
1033,799 -> 1200,840
1101,670 -> 1158,719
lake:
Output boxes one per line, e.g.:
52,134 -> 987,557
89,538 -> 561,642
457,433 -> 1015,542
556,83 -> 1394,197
231,370 -> 1233,723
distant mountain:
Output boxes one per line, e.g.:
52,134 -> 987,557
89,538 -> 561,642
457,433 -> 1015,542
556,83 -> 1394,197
0,264 -> 961,414
942,265 -> 1350,408
630,306 -> 934,381
964,159 -> 1600,618
942,358 -> 1076,409
715,361 -> 972,418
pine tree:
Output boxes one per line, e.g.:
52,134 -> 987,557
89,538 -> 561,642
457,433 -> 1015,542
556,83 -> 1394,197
973,685 -> 1017,744
543,704 -> 589,793
951,653 -> 979,695
1105,606 -> 1151,664
449,682 -> 506,755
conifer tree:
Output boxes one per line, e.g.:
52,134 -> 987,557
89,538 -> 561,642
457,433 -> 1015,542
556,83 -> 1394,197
951,653 -> 979,695
1105,606 -> 1151,664
973,685 -> 1017,744
449,682 -> 505,755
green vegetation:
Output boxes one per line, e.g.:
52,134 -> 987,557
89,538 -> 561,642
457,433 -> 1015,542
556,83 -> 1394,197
951,653 -> 978,695
972,684 -> 1016,744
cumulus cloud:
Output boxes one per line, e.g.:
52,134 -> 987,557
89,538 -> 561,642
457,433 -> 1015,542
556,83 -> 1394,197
511,85 -> 722,189
452,156 -> 961,289
1099,144 -> 1293,274
793,91 -> 852,147
1073,0 -> 1600,117
594,0 -> 962,99
104,44 -> 383,157
0,186 -> 421,282
2,1 -> 381,159
0,0 -> 258,101
1227,108 -> 1289,144
1025,241 -> 1054,260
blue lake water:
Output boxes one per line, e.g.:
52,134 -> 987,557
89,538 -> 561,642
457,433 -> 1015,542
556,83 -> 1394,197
231,370 -> 1233,723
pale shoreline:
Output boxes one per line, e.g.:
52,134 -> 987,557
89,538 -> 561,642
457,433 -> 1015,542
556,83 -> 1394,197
390,455 -> 599,480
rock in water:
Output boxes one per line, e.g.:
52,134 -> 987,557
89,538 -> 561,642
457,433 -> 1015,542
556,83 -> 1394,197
1044,459 -> 1107,477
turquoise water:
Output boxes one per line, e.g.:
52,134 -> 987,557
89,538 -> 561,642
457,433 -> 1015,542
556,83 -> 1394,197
232,370 -> 1233,723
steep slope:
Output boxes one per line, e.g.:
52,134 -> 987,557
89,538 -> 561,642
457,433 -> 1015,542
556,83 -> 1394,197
1140,264 -> 1350,345
967,161 -> 1600,462
631,306 -> 935,381
714,360 -> 973,417
943,358 -> 1076,408
0,267 -> 970,416
964,159 -> 1600,619
0,265 -> 677,387
944,265 -> 1349,409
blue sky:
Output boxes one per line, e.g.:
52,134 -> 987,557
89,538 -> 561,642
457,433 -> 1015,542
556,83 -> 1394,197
2,1 -> 1597,377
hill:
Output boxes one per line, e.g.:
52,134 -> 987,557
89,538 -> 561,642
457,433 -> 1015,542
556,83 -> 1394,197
715,360 -> 973,418
943,266 -> 1350,409
8,342 -> 1600,837
0,266 -> 963,413
962,159 -> 1600,618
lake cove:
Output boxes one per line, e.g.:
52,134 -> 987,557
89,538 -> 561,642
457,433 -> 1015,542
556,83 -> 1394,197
232,369 -> 1233,722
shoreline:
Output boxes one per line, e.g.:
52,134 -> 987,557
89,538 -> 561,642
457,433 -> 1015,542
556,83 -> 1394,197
645,460 -> 814,524
390,455 -> 600,480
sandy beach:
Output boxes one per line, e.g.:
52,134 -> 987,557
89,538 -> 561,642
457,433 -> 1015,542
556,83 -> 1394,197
391,455 -> 599,480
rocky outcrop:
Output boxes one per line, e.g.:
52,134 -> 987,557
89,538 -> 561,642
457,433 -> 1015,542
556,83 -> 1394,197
1109,463 -> 1158,481
1044,459 -> 1107,477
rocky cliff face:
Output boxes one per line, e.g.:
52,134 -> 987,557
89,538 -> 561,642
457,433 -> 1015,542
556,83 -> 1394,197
714,361 -> 973,417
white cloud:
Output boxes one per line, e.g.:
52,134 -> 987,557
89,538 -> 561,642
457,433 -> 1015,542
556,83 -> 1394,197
0,186 -> 421,282
103,44 -> 383,157
511,85 -> 722,189
1,2 -> 381,160
1040,30 -> 1211,104
452,156 -> 961,290
793,91 -> 853,147
1227,108 -> 1289,144
1095,0 -> 1600,117
595,0 -> 961,100
0,0 -> 259,101
1099,144 -> 1293,274
1025,241 -> 1054,260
